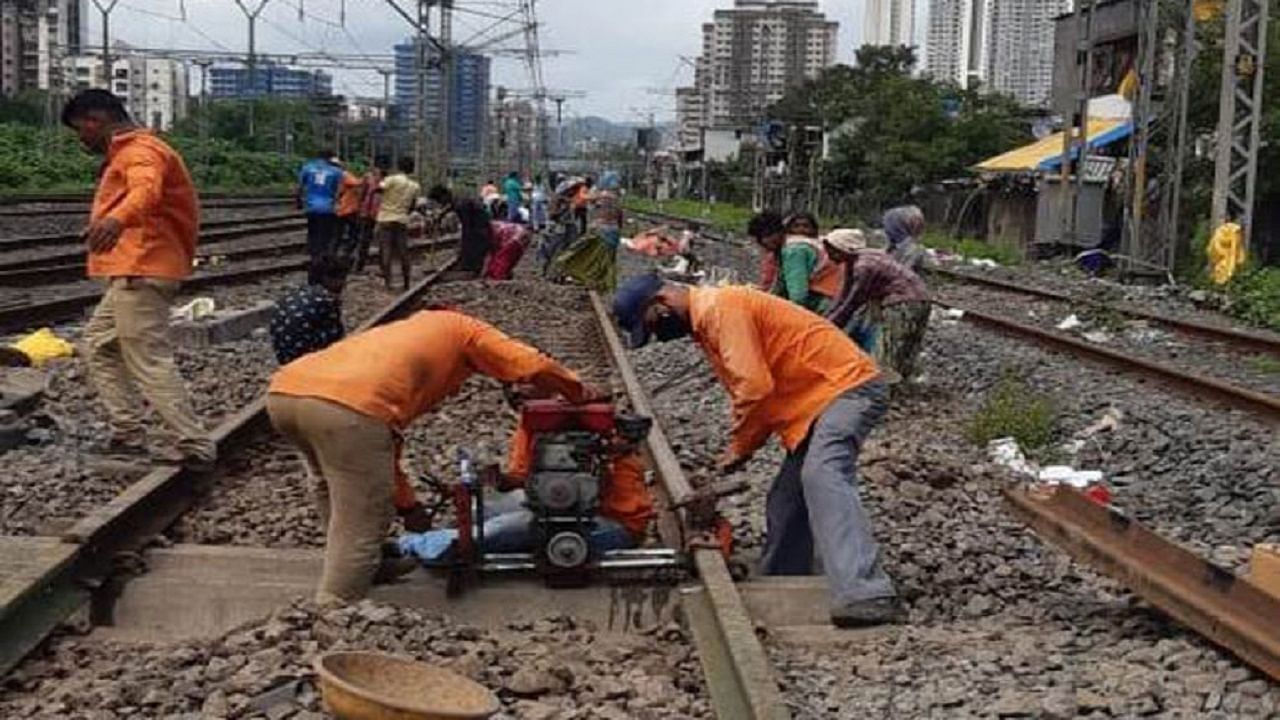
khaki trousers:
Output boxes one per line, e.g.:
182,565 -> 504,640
266,394 -> 395,602
83,277 -> 215,461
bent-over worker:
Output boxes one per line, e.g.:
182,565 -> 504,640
824,229 -> 931,383
773,212 -> 844,314
268,255 -> 348,366
612,274 -> 904,627
64,89 -> 216,469
267,308 -> 599,602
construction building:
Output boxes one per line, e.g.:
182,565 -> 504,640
864,0 -> 916,48
0,0 -> 86,97
63,51 -> 187,129
676,0 -> 837,136
392,40 -> 491,159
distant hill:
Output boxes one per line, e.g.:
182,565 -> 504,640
553,115 -> 676,152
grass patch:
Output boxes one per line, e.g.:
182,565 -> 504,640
623,197 -> 754,235
923,230 -> 1023,266
1248,353 -> 1280,375
967,373 -> 1057,452
1219,266 -> 1280,333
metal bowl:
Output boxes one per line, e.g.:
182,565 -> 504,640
313,651 -> 500,720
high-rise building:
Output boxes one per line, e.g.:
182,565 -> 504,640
925,0 -> 1073,106
0,0 -> 86,96
207,62 -> 333,99
676,0 -> 837,135
925,0 -> 987,88
393,40 -> 491,159
864,0 -> 915,47
64,51 -> 187,129
985,0 -> 1072,106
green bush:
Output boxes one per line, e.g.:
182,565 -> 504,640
967,373 -> 1057,452
1221,266 -> 1280,332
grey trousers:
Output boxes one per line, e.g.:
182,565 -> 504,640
761,381 -> 895,604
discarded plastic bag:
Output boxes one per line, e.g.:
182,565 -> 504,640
9,327 -> 75,367
988,437 -> 1036,477
171,297 -> 216,322
1056,314 -> 1082,331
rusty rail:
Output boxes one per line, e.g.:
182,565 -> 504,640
937,301 -> 1280,422
1006,485 -> 1280,681
934,267 -> 1280,355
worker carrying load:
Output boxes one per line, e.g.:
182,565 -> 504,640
267,307 -> 602,603
612,274 -> 904,628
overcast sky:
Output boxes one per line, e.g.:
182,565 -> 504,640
92,0 -> 874,122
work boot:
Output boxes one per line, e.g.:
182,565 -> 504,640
831,597 -> 908,628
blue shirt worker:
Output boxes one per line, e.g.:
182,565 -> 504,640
270,256 -> 347,365
296,150 -> 344,284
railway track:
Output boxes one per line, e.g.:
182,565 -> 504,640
0,212 -> 300,253
0,196 -> 290,218
0,236 -> 456,333
0,257 -> 789,718
629,208 -> 1279,423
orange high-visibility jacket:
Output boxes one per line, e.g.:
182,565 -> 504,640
88,129 -> 199,279
269,309 -> 585,428
689,286 -> 880,458
506,419 -> 654,537
336,171 -> 363,217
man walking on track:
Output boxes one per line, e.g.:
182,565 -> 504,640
268,306 -> 600,602
297,150 -> 343,285
63,89 -> 216,470
375,157 -> 421,291
612,273 -> 904,628
332,159 -> 363,261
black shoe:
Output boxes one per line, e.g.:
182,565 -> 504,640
373,555 -> 419,584
831,597 -> 908,628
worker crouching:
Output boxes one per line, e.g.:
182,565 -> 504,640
266,307 -> 599,603
612,274 -> 905,627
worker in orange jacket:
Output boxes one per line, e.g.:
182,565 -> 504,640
63,89 -> 216,469
612,274 -> 902,628
267,308 -> 601,602
332,160 -> 363,260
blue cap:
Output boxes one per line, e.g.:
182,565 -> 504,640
612,273 -> 663,348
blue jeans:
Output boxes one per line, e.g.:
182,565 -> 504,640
761,381 -> 895,605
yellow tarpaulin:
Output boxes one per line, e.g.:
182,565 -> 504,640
975,118 -> 1128,173
1207,222 -> 1245,285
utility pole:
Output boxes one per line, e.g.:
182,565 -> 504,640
90,0 -> 120,88
415,0 -> 429,185
1211,0 -> 1269,258
1061,0 -> 1095,248
194,59 -> 213,174
376,68 -> 393,163
233,0 -> 272,137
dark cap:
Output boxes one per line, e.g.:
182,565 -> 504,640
612,273 -> 664,349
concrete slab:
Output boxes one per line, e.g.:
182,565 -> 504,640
738,576 -> 830,627
171,301 -> 274,348
93,544 -> 680,643
0,535 -> 78,609
764,624 -> 898,647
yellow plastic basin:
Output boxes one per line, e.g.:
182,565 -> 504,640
313,651 -> 500,720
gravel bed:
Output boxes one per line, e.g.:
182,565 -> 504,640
171,268 -> 621,548
934,278 -> 1280,395
0,204 -> 294,244
0,599 -> 711,719
619,235 -> 1279,715
0,269 -> 394,538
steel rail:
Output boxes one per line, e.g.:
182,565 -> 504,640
933,267 -> 1280,354
0,197 -> 290,217
0,257 -> 459,676
0,212 -> 301,252
938,300 -> 1280,422
0,192 -> 291,206
1005,485 -> 1280,682
0,220 -> 307,273
588,292 -> 790,720
0,237 -> 459,333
